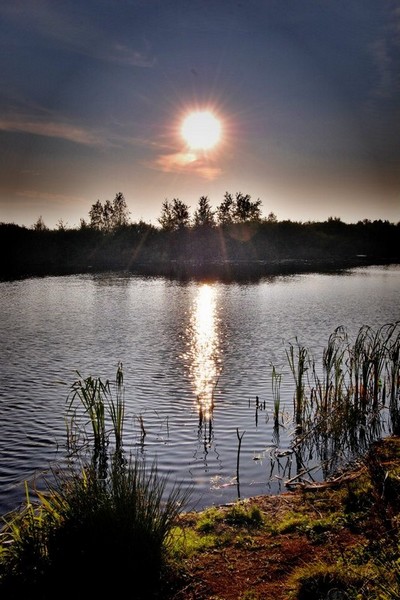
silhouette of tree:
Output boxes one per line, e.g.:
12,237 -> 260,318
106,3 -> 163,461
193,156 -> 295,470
233,192 -> 262,222
56,219 -> 68,231
158,199 -> 175,230
193,196 -> 215,227
216,192 -> 234,225
102,199 -> 114,232
267,212 -> 278,223
89,200 -> 104,230
158,198 -> 190,230
89,193 -> 130,231
112,192 -> 130,228
32,215 -> 48,231
172,198 -> 190,229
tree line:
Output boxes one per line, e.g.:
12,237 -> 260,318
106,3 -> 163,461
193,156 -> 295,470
69,191 -> 264,232
1,190 -> 399,280
30,191 -> 266,232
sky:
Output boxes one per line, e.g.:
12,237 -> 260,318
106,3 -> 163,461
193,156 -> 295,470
0,0 -> 399,229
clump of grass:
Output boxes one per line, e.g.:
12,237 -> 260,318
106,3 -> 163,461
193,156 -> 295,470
196,506 -> 224,532
195,502 -> 263,533
239,589 -> 262,600
287,560 -> 372,600
168,526 -> 219,559
224,503 -> 263,528
273,511 -> 311,535
0,364 -> 191,599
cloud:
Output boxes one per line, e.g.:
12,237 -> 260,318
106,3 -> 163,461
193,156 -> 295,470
0,116 -> 104,146
370,39 -> 393,99
105,42 -> 156,68
16,189 -> 86,205
0,2 -> 156,68
369,5 -> 400,100
153,151 -> 222,180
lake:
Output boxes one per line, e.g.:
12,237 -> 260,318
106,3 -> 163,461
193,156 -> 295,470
0,264 -> 399,515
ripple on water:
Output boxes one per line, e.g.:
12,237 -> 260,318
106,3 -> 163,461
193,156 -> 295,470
0,266 -> 399,515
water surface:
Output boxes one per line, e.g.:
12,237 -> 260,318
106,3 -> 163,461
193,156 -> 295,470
0,265 -> 399,514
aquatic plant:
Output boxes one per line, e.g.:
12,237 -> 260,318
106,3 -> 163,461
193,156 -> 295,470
0,363 -> 191,598
282,321 -> 400,483
286,338 -> 311,429
271,365 -> 282,424
236,428 -> 245,499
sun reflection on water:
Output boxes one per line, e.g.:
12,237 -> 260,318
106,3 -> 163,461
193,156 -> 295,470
188,284 -> 222,424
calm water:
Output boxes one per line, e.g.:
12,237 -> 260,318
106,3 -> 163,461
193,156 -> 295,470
0,265 -> 399,514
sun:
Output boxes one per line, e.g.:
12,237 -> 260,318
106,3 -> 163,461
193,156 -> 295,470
181,111 -> 221,150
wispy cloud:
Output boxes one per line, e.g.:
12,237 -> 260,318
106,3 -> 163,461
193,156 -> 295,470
370,38 -> 394,99
103,42 -> 155,68
16,189 -> 86,205
153,151 -> 222,180
0,2 -> 156,68
0,115 -> 104,146
369,5 -> 400,100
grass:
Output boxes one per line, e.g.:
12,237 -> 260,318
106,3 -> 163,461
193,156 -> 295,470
0,364 -> 191,599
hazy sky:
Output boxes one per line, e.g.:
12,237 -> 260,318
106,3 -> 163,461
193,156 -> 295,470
1,0 -> 399,228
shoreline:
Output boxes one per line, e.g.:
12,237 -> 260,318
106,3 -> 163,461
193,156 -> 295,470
2,256 -> 399,282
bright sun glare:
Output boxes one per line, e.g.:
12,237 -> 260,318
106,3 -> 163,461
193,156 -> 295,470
181,111 -> 221,150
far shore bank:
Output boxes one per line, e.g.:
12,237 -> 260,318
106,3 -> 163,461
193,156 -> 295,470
2,255 -> 399,282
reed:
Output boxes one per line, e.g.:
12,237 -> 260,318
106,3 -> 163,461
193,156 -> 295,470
271,365 -> 282,424
286,338 -> 310,429
108,361 -> 125,450
281,321 -> 400,481
236,428 -> 245,499
0,364 -> 191,598
67,363 -> 128,474
388,327 -> 400,434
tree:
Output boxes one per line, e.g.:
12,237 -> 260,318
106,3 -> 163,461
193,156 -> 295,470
102,199 -> 114,232
193,196 -> 215,227
172,198 -> 190,229
89,200 -> 104,230
112,192 -> 130,228
216,192 -> 234,225
158,198 -> 190,230
56,218 -> 68,231
32,215 -> 48,231
233,192 -> 262,223
266,212 -> 278,223
88,193 -> 129,232
158,199 -> 175,231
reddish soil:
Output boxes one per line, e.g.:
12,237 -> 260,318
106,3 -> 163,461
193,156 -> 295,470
168,491 -> 365,600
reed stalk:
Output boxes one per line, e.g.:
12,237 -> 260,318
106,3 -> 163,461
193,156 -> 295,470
286,338 -> 310,429
108,361 -> 125,450
271,365 -> 282,424
236,428 -> 245,499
